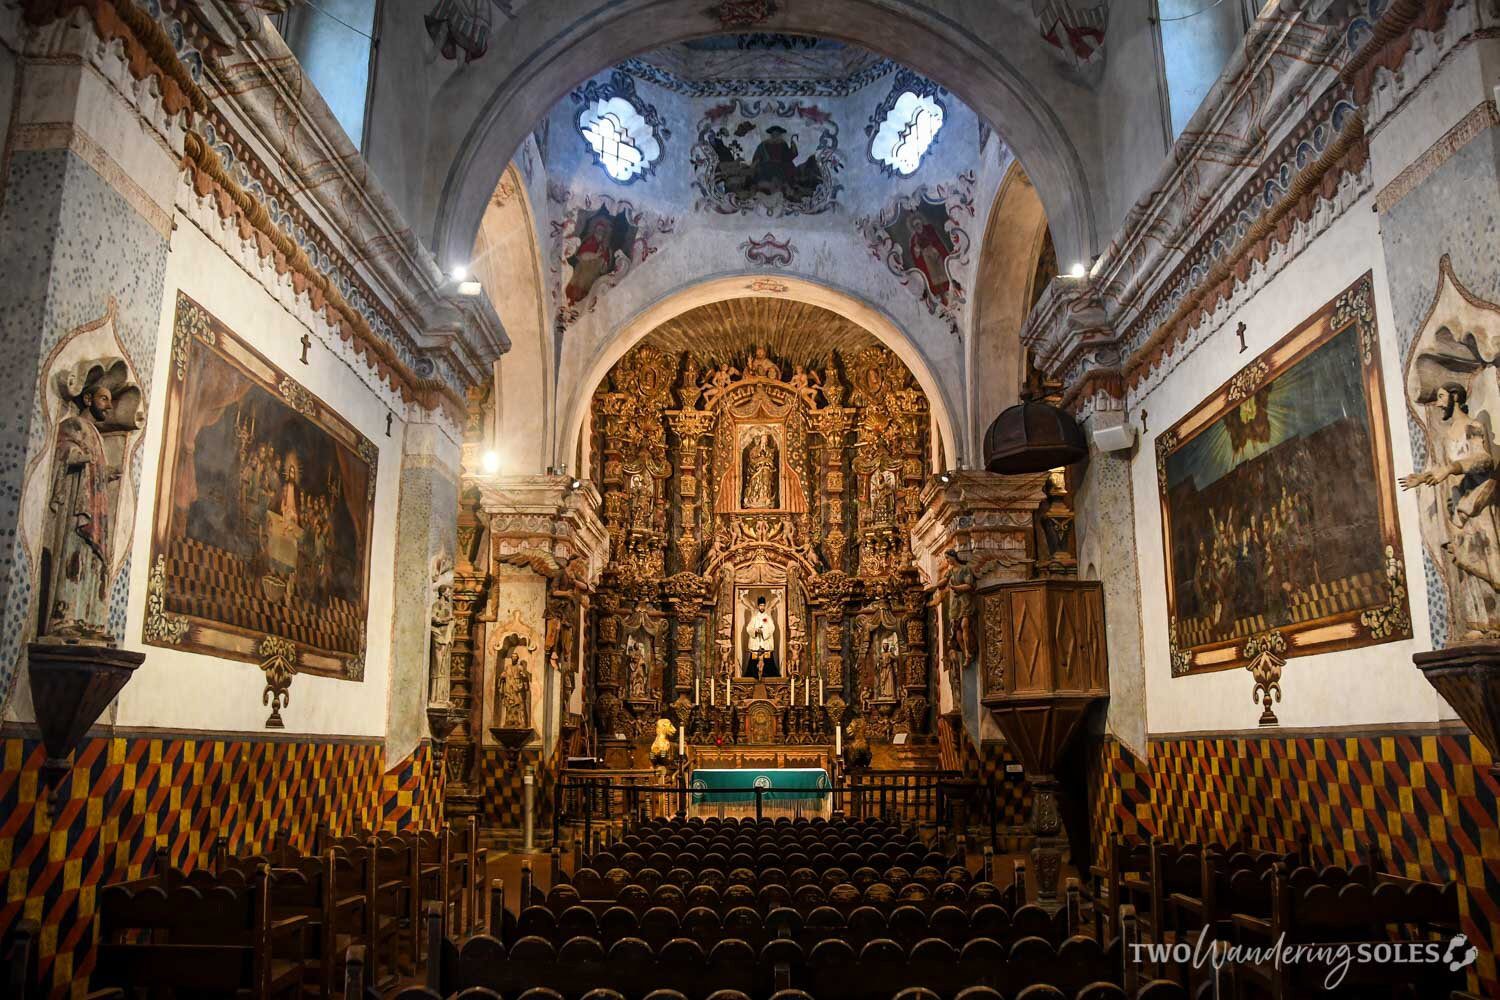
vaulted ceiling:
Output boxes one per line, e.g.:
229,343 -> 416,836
638,297 -> 881,366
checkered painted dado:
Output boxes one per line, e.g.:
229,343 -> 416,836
955,738 -> 1033,830
1088,731 -> 1500,994
0,733 -> 442,998
478,742 -> 562,834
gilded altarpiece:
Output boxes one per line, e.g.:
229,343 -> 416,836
589,342 -> 934,753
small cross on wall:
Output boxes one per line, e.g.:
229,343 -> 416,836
300,333 -> 312,365
385,412 -> 393,437
1140,409 -> 1148,434
1236,322 -> 1248,353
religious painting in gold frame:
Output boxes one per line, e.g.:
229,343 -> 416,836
1156,273 -> 1409,676
143,292 -> 377,680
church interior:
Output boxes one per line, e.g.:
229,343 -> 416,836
3,0 -> 1500,997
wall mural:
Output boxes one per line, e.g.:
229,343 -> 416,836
550,193 -> 676,334
857,173 -> 975,337
1403,256 -> 1500,643
145,293 -> 376,681
1157,274 -> 1409,677
691,99 -> 844,216
1034,0 -> 1110,86
741,232 -> 797,267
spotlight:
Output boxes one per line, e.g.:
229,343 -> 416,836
1069,262 -> 1087,278
481,450 -> 501,475
450,264 -> 468,281
457,280 -> 482,297
938,471 -> 952,484
569,478 -> 583,491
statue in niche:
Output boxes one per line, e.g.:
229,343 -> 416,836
875,633 -> 900,701
741,591 -> 781,678
39,360 -> 139,641
628,470 -> 654,531
493,635 -> 533,730
741,430 -> 780,509
746,345 -> 780,379
428,557 -> 454,706
1402,382 -> 1500,637
871,467 -> 898,525
625,636 -> 651,700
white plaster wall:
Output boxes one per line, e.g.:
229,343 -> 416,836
116,219 -> 405,737
1129,195 -> 1450,735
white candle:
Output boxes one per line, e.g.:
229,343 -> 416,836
835,724 -> 842,756
791,677 -> 796,704
818,678 -> 824,704
695,678 -> 700,704
679,726 -> 685,756
710,677 -> 716,706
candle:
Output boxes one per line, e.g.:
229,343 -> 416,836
679,725 -> 685,756
695,677 -> 700,705
818,678 -> 824,705
710,677 -> 716,706
791,677 -> 796,704
835,724 -> 842,756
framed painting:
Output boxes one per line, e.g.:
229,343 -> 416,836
143,292 -> 377,679
1157,273 -> 1410,675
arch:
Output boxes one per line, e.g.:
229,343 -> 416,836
559,275 -> 962,480
472,162 -> 554,470
967,161 -> 1050,447
426,0 -> 1098,283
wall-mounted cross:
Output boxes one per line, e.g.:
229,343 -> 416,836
1140,409 -> 1148,434
1236,322 -> 1248,353
385,412 -> 393,437
300,333 -> 312,365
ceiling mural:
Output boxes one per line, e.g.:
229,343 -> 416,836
691,100 -> 844,216
549,193 -> 676,334
856,172 -> 977,338
1034,0 -> 1111,86
740,232 -> 797,267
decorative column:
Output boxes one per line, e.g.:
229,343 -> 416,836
445,492 -> 489,820
808,407 -> 853,573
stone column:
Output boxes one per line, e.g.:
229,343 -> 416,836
0,3 -> 185,715
387,420 -> 463,767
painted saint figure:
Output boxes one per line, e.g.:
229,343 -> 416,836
1401,382 -> 1500,638
930,549 -> 975,702
41,380 -> 119,639
875,633 -> 900,701
908,217 -> 953,301
742,431 -> 779,509
565,216 -> 617,305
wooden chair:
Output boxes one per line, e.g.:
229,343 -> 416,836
93,867 -> 306,999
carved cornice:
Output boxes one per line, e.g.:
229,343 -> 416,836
1022,0 -> 1483,412
24,0 -> 505,420
910,471 -> 1048,587
472,475 -> 611,590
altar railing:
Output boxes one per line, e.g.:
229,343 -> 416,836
552,767 -> 963,847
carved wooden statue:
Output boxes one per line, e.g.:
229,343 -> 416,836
428,558 -> 455,706
625,636 -> 651,700
39,360 -> 140,641
493,636 -> 533,730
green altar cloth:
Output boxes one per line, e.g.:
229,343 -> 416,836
690,767 -> 830,805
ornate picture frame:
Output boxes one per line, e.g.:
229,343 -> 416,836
143,292 -> 377,680
1156,273 -> 1409,675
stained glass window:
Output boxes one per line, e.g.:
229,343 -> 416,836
578,96 -> 660,183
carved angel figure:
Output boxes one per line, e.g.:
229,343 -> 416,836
789,364 -> 823,407
702,363 -> 741,405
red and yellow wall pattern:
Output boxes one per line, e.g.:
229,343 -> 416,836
1088,729 -> 1500,993
0,732 -> 443,998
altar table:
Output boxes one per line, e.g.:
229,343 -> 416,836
689,767 -> 831,817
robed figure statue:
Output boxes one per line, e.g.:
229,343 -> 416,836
41,378 -> 122,640
742,593 -> 780,678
